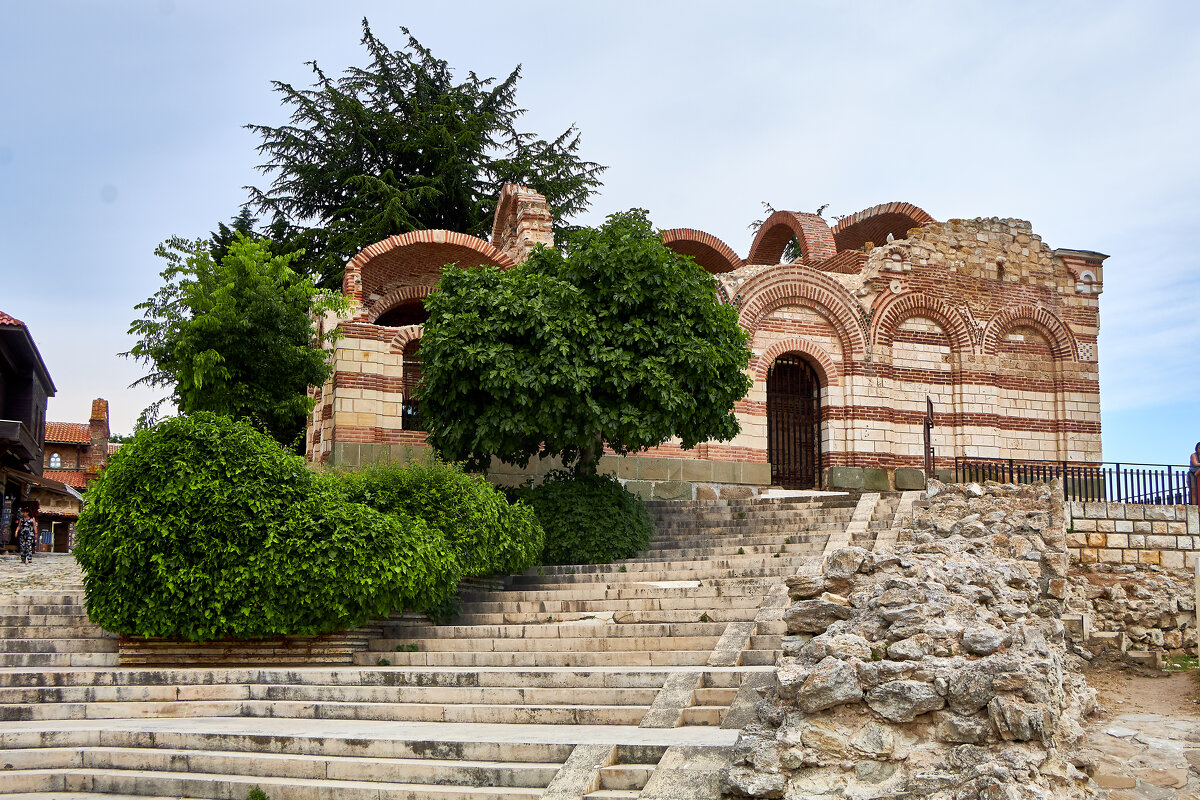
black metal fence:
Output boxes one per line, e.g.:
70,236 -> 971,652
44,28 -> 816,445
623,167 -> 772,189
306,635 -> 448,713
953,457 -> 1198,505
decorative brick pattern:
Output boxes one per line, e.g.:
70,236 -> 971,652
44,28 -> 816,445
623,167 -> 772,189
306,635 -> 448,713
660,228 -> 744,274
830,201 -> 934,252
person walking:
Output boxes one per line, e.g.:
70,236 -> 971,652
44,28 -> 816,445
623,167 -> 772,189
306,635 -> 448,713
16,507 -> 36,564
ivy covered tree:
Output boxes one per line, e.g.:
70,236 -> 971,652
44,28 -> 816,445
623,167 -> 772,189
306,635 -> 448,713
244,19 -> 606,287
418,209 -> 753,474
125,234 -> 346,448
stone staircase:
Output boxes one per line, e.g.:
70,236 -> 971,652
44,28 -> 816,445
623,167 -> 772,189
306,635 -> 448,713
0,494 -> 860,799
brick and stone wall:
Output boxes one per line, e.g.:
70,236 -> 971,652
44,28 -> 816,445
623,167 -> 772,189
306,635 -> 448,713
1065,501 -> 1199,569
309,189 -> 1106,496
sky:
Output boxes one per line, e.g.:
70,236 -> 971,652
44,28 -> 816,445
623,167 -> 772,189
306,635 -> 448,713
2,1 -> 1198,464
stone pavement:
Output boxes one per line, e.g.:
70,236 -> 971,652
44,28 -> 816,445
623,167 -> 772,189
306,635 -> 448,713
0,553 -> 82,594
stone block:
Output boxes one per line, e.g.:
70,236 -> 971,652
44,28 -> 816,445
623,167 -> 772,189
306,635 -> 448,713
695,485 -> 718,501
1139,550 -> 1161,565
1083,502 -> 1107,519
710,460 -> 739,484
1080,548 -> 1098,563
935,469 -> 955,484
720,485 -> 755,500
1129,534 -> 1146,549
1145,506 -> 1169,521
1099,549 -> 1122,564
1152,522 -> 1168,533
1123,505 -> 1145,521
1187,506 -> 1199,535
894,468 -> 926,490
1068,501 -> 1084,519
1066,531 -> 1086,548
1114,520 -> 1134,533
1123,550 -> 1140,564
1169,522 -> 1187,535
827,467 -> 865,490
617,457 -> 639,480
637,458 -> 670,482
1097,520 -> 1116,533
624,480 -> 653,500
596,456 -> 620,478
653,481 -> 692,501
863,468 -> 891,492
743,462 -> 772,486
1086,533 -> 1105,548
681,459 -> 713,483
1107,534 -> 1128,549
1134,521 -> 1152,534
1147,535 -> 1175,550
1074,519 -> 1097,532
1161,551 -> 1185,570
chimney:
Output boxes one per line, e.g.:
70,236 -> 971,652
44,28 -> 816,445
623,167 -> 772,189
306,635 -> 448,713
87,399 -> 110,475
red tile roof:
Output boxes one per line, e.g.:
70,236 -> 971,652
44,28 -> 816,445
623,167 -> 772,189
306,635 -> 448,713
42,470 -> 89,488
45,422 -> 91,444
0,311 -> 25,327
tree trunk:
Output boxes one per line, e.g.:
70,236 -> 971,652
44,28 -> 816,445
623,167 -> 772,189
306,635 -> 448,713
578,433 -> 604,476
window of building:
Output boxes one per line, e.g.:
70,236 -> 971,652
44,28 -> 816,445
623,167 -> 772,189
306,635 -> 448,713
48,452 -> 61,469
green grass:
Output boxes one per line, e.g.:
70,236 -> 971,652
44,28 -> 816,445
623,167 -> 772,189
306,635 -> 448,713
1164,654 -> 1198,672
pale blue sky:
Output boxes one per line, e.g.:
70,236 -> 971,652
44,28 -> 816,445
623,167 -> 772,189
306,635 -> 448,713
2,1 -> 1198,464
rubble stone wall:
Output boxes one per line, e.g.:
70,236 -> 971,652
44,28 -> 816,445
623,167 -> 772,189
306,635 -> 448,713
722,481 -> 1100,799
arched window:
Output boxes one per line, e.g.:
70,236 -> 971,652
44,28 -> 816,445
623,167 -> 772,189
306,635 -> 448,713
48,452 -> 61,469
402,339 -> 423,430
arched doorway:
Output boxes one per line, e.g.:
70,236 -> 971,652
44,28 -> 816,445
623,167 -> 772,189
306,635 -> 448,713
767,354 -> 822,488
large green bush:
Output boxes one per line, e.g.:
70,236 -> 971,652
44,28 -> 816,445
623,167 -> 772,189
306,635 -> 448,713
74,413 -> 460,640
519,472 -> 653,565
330,461 -> 544,578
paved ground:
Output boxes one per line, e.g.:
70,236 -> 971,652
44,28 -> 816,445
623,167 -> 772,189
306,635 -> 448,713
0,553 -> 82,594
1084,666 -> 1200,797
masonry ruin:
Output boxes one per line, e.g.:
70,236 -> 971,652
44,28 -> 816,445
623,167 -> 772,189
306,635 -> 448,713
307,187 -> 1107,498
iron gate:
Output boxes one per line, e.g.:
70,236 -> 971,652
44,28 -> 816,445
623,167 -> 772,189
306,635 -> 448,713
767,354 -> 821,489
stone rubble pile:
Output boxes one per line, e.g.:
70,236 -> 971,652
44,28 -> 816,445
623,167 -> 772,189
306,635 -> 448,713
1067,565 -> 1197,658
722,481 -> 1102,800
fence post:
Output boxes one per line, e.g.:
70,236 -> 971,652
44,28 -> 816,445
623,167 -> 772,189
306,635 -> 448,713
1061,461 -> 1069,499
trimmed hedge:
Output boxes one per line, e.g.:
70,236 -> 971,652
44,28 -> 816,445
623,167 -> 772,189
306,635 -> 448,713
330,462 -> 543,579
74,413 -> 461,640
518,472 -> 653,565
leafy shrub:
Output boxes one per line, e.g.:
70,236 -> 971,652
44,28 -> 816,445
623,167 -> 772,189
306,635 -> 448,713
330,461 -> 544,578
246,789 -> 269,800
74,413 -> 460,641
518,472 -> 653,565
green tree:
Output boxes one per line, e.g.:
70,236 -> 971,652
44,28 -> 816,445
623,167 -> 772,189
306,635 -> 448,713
244,19 -> 606,288
419,209 -> 753,474
125,234 -> 346,448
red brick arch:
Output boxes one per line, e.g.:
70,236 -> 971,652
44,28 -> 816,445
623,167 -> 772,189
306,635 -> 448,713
983,306 -> 1076,361
746,211 -> 837,266
343,231 -> 516,304
870,293 -> 975,355
753,338 -> 840,386
388,325 -> 424,354
832,202 -> 935,252
735,267 -> 867,358
660,229 -> 744,274
362,285 -> 435,324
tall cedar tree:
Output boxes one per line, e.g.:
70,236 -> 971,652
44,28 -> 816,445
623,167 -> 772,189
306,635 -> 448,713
126,235 -> 345,448
418,210 -> 753,474
245,19 -> 605,288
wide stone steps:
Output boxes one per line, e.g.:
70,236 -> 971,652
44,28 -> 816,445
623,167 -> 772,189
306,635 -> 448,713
451,608 -> 761,626
364,634 -> 721,654
455,595 -> 765,615
377,621 -> 733,640
354,650 -> 713,667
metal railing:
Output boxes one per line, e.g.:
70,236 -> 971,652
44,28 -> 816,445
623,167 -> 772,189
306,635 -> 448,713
953,457 -> 1198,505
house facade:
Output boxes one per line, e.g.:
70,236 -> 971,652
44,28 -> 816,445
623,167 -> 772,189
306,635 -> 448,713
307,187 -> 1105,500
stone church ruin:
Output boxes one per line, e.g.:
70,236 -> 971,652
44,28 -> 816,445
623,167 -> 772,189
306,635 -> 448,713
307,186 -> 1107,500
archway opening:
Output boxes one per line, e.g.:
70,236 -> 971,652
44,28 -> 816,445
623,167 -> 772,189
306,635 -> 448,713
376,300 -> 430,328
402,338 -> 423,430
767,353 -> 822,489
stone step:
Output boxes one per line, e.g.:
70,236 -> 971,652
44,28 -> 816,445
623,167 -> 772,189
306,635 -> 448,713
0,638 -> 120,654
597,763 -> 657,791
458,596 -> 764,615
481,577 -> 779,597
739,650 -> 780,666
0,747 -> 561,788
0,768 -> 545,799
379,622 -> 730,640
251,684 -> 660,707
0,652 -> 119,668
0,625 -> 116,639
241,700 -> 648,725
0,699 -> 245,721
355,650 -> 712,667
365,635 -> 721,654
452,608 -> 761,626
0,684 -> 252,705
520,554 -> 815,577
0,614 -> 96,626
0,604 -> 89,616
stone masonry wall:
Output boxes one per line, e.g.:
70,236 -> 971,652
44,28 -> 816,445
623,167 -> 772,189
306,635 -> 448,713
722,481 -> 1101,799
1065,501 -> 1199,569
